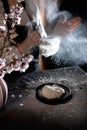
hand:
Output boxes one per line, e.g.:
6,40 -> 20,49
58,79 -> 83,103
27,28 -> 41,46
53,16 -> 81,37
17,28 -> 41,54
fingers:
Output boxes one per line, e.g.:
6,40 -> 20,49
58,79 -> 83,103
27,28 -> 34,36
28,29 -> 41,46
69,22 -> 80,32
67,17 -> 81,28
32,31 -> 41,40
32,31 -> 41,45
67,17 -> 81,33
67,17 -> 81,26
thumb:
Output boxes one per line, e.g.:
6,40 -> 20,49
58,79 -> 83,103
58,16 -> 66,24
27,27 -> 33,36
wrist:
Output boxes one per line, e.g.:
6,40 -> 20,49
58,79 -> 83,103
17,38 -> 32,54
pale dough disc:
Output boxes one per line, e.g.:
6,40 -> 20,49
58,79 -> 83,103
42,84 -> 65,99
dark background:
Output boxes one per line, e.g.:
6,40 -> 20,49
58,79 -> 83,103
60,0 -> 87,18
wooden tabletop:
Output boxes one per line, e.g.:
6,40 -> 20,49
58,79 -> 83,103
0,66 -> 87,130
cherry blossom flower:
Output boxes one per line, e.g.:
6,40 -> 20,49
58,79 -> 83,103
5,65 -> 14,74
0,0 -> 34,78
0,58 -> 6,69
3,3 -> 24,28
0,70 -> 6,78
0,26 -> 6,31
0,26 -> 6,37
20,62 -> 29,72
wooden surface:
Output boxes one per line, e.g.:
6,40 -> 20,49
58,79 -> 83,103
0,66 -> 87,130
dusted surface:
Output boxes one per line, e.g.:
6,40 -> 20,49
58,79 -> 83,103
0,66 -> 87,130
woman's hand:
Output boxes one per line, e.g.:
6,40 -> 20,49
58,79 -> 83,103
27,28 -> 41,46
17,28 -> 41,54
53,16 -> 81,37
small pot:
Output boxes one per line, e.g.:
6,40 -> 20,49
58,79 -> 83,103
36,82 -> 72,105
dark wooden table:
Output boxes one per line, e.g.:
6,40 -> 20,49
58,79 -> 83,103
0,66 -> 87,130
